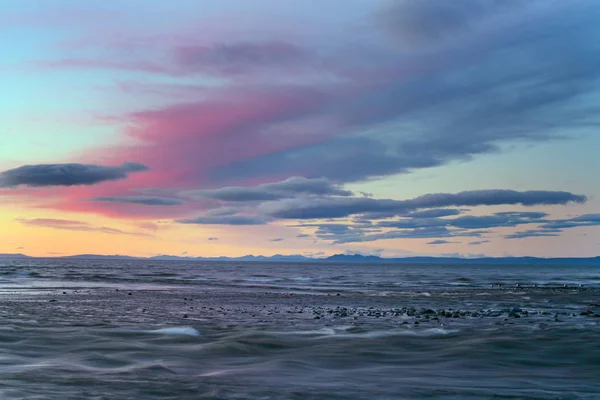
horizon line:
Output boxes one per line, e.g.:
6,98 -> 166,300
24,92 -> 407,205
2,252 -> 599,262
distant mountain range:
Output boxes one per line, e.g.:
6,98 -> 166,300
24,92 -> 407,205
1,253 -> 599,264
0,253 -> 32,259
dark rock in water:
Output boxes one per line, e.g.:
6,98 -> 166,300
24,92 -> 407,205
48,299 -> 56,302
508,308 -> 521,318
414,321 -> 419,325
423,309 -> 435,315
183,314 -> 189,319
313,316 -> 321,319
62,292 -> 67,295
128,293 -> 132,296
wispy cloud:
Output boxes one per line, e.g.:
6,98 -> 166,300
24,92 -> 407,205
16,218 -> 153,238
177,215 -> 270,225
89,196 -> 184,206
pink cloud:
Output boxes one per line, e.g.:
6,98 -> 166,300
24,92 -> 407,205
19,83 -> 348,218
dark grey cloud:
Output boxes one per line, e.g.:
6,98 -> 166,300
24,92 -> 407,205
259,190 -> 585,220
89,196 -> 184,206
501,214 -> 600,239
505,229 -> 562,239
208,237 -> 219,241
468,240 -> 490,246
204,207 -> 242,217
177,215 -> 270,225
427,239 -> 457,245
328,226 -> 487,244
494,211 -> 549,219
377,218 -> 446,229
378,211 -> 546,231
406,191 -> 585,209
445,213 -> 545,229
270,238 -> 284,242
183,176 -> 352,202
16,218 -> 153,238
301,220 -> 488,244
406,209 -> 462,218
295,207 -> 592,244
539,214 -> 600,230
0,162 -> 148,188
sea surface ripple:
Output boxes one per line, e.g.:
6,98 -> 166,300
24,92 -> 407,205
0,259 -> 599,399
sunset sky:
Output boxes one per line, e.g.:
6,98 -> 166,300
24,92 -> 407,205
1,0 -> 599,258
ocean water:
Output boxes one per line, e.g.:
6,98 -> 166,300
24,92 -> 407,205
0,259 -> 599,399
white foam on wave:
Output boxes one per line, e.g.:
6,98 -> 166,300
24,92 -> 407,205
243,277 -> 280,283
275,327 -> 337,336
278,326 -> 458,339
149,327 -> 200,337
199,369 -> 234,377
331,328 -> 455,339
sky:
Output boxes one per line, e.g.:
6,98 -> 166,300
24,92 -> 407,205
1,0 -> 599,258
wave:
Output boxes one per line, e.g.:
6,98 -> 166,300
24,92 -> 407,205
148,327 -> 201,337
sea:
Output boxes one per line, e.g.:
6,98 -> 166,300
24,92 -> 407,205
0,259 -> 599,399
